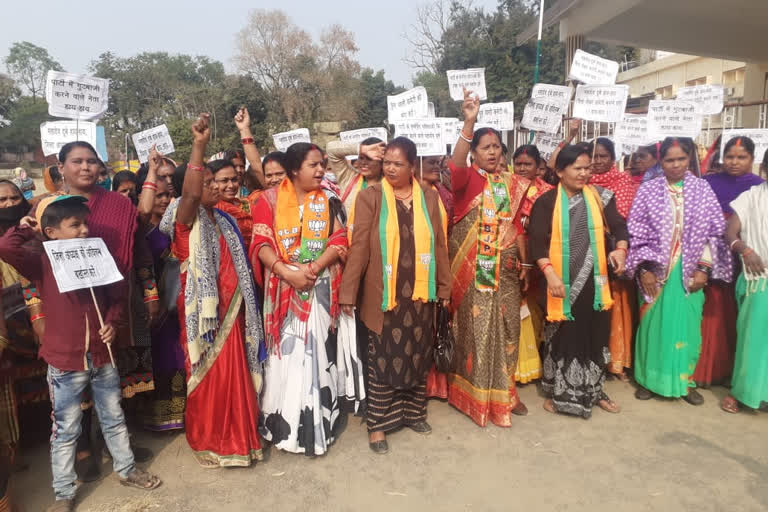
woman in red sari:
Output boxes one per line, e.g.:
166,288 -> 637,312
165,114 -> 264,468
446,89 -> 531,426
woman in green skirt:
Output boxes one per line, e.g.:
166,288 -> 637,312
721,174 -> 768,413
626,137 -> 732,405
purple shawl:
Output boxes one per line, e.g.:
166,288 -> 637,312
626,172 -> 732,292
703,172 -> 764,215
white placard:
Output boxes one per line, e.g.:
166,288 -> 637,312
393,118 -> 445,156
43,238 -> 124,294
719,129 -> 768,163
436,118 -> 459,149
647,100 -> 703,139
676,85 -> 725,115
45,71 -> 109,120
614,113 -> 655,147
477,102 -> 515,131
339,127 -> 388,146
427,102 -> 436,118
567,49 -> 619,85
533,132 -> 562,161
532,84 -> 573,109
447,68 -> 487,101
521,100 -> 565,134
40,121 -> 98,158
572,84 -> 629,123
387,87 -> 429,124
131,124 -> 175,163
272,128 -> 311,152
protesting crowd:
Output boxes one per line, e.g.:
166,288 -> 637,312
1,83 -> 768,512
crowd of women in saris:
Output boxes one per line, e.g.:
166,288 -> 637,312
3,94 -> 768,506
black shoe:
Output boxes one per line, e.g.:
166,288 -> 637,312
408,421 -> 432,435
684,389 -> 704,406
369,440 -> 389,454
635,387 -> 653,400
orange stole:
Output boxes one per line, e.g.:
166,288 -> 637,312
449,174 -> 529,309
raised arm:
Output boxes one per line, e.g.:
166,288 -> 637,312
235,107 -> 266,189
451,88 -> 479,169
176,114 -> 210,226
138,146 -> 162,224
547,119 -> 580,169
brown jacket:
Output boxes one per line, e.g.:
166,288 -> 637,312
339,182 -> 451,334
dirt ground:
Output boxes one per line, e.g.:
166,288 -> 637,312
8,379 -> 768,512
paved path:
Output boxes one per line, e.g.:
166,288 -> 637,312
12,380 -> 768,511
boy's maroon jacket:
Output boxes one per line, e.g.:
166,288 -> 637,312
0,226 -> 124,371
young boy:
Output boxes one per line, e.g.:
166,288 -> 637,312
0,195 -> 161,512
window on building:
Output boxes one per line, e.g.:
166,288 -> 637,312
686,77 -> 707,86
722,68 -> 746,86
655,85 -> 674,99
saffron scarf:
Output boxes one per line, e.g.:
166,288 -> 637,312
547,185 -> 613,321
274,178 -> 331,299
475,170 -> 512,292
379,179 -> 436,311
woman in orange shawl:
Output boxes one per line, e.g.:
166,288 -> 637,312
251,142 -> 351,456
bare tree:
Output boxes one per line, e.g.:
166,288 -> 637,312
235,9 -> 363,126
403,0 -> 452,73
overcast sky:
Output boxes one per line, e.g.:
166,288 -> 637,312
1,0 -> 500,87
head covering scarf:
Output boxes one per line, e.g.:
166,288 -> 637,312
0,180 -> 30,231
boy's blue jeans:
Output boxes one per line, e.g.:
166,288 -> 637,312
47,354 -> 135,501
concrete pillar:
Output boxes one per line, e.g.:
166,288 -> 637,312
565,34 -> 585,77
741,62 -> 768,128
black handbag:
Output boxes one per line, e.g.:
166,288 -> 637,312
434,303 -> 455,374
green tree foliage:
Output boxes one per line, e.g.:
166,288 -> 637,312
0,96 -> 54,152
349,69 -> 404,130
0,73 -> 20,121
411,0 -> 637,117
88,52 -> 270,160
4,41 -> 63,100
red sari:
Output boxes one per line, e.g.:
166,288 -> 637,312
173,222 -> 262,466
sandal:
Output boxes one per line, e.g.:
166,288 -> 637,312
194,454 -> 221,469
119,469 -> 162,490
597,393 -> 621,414
542,399 -> 556,414
720,395 -> 740,414
512,402 -> 529,416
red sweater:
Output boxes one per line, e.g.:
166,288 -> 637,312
0,226 -> 123,371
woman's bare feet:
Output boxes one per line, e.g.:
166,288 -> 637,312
542,399 -> 556,414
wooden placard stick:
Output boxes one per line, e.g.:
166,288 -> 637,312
89,287 -> 115,368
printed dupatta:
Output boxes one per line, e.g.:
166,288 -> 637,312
251,183 -> 348,353
450,171 -> 529,307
